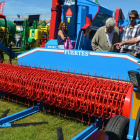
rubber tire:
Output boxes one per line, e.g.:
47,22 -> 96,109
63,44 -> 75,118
104,115 -> 129,140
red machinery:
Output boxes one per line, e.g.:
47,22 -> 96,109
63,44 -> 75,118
0,63 -> 133,125
0,0 -> 137,139
49,0 -> 61,40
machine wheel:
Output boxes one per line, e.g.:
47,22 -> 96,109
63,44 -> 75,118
104,115 -> 129,140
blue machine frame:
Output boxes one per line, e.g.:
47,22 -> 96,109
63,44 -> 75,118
16,0 -> 140,139
18,48 -> 140,81
0,103 -> 40,128
0,42 -> 21,59
17,48 -> 140,139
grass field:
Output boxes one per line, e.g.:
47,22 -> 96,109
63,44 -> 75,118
0,48 -> 88,140
0,98 -> 88,140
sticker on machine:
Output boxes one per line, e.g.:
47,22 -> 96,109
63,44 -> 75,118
66,8 -> 73,23
64,50 -> 89,56
64,0 -> 75,6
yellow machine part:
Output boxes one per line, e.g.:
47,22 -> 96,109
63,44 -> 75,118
0,27 -> 9,38
31,40 -> 40,48
29,29 -> 43,40
40,25 -> 50,37
132,92 -> 140,119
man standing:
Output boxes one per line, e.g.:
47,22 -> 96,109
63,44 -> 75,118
119,10 -> 140,57
15,33 -> 21,47
91,18 -> 121,52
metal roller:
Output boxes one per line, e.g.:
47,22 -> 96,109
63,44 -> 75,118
0,63 -> 133,121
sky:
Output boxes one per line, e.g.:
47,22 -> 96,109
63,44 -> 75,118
2,0 -> 140,21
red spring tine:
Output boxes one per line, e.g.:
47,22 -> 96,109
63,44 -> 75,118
68,69 -> 70,74
99,91 -> 106,118
59,108 -> 61,116
53,66 -> 55,70
64,109 -> 66,118
53,106 -> 55,114
121,75 -> 124,82
63,67 -> 66,72
38,64 -> 41,69
79,70 -> 81,75
88,117 -> 90,126
126,77 -> 128,83
3,94 -> 5,100
100,72 -> 102,78
70,110 -> 73,119
102,120 -> 105,130
93,71 -> 95,78
43,106 -> 45,112
106,73 -> 108,79
25,63 -> 28,67
28,100 -> 30,107
87,71 -> 89,76
8,96 -> 10,101
47,65 -> 50,70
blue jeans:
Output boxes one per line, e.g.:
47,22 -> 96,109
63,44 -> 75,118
16,41 -> 21,47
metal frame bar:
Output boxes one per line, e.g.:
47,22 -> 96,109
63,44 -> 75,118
71,118 -> 102,140
0,103 -> 40,128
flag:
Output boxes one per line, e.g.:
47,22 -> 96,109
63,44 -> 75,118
0,1 -> 5,15
94,0 -> 99,4
17,14 -> 20,18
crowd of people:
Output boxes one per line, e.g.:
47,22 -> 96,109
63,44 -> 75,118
58,10 -> 140,59
92,10 -> 140,59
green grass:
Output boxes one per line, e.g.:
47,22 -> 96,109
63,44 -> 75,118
0,99 -> 87,140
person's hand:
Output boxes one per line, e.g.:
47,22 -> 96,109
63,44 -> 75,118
67,36 -> 70,39
134,53 -> 137,57
114,42 -> 123,49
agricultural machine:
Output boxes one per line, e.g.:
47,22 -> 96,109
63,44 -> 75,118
21,19 -> 50,51
0,14 -> 19,61
0,18 -> 16,46
0,0 -> 140,139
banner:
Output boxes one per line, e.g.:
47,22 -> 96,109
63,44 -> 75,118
0,1 -> 5,15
